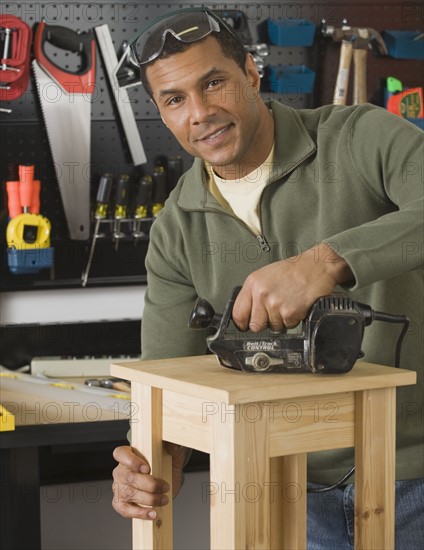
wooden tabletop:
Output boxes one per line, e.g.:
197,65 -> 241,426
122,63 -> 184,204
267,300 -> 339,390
111,355 -> 416,404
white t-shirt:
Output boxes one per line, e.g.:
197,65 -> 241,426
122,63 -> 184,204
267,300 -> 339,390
206,143 -> 275,235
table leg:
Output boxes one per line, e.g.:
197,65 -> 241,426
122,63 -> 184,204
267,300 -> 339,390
131,383 -> 173,550
270,454 -> 307,549
0,446 -> 41,550
209,402 -> 271,549
354,387 -> 396,549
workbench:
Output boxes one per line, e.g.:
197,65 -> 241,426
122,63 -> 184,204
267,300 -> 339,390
0,318 -> 144,550
112,356 -> 416,550
0,386 -> 130,550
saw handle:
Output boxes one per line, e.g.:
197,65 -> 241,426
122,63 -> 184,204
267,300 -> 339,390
43,25 -> 92,56
34,20 -> 95,94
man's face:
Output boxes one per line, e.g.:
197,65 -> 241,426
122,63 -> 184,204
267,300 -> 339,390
146,36 -> 269,178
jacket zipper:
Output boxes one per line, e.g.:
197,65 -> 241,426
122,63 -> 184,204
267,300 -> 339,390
198,204 -> 272,252
256,186 -> 271,251
256,234 -> 271,252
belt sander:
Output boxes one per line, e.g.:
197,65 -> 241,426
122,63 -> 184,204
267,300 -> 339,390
188,286 -> 409,374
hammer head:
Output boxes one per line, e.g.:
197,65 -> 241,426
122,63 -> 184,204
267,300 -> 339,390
322,24 -> 388,55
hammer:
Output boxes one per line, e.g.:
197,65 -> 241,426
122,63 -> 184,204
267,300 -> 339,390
322,20 -> 387,105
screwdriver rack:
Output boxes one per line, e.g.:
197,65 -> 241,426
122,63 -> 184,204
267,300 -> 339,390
88,216 -> 154,244
1,0 -> 422,290
83,214 -> 152,270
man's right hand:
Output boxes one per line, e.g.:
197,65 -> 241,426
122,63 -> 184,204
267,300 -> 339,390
112,445 -> 171,520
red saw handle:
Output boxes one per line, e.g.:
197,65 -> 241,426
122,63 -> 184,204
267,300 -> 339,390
34,20 -> 96,94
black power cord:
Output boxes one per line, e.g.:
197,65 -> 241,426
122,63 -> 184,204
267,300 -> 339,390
373,312 -> 410,369
308,312 -> 410,493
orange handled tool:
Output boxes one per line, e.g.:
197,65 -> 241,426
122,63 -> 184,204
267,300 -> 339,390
5,164 -> 53,275
5,163 -> 20,218
6,180 -> 21,218
5,164 -> 41,218
18,164 -> 34,212
30,180 -> 41,214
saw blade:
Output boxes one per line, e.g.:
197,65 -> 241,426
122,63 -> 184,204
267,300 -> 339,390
32,59 -> 91,240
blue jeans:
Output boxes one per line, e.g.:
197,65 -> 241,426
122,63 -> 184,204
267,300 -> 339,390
307,479 -> 424,549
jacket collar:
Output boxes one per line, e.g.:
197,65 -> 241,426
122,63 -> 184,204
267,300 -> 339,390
177,100 -> 316,211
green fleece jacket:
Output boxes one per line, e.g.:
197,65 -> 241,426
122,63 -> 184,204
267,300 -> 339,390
142,100 -> 424,483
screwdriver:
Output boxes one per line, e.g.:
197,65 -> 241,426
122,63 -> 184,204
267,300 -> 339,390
81,173 -> 113,287
151,165 -> 168,217
113,173 -> 130,252
133,175 -> 153,244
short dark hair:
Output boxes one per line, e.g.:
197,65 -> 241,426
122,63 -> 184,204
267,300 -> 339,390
140,15 -> 247,98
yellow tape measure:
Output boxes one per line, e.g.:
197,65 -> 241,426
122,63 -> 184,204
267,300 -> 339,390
6,213 -> 51,249
0,404 -> 15,432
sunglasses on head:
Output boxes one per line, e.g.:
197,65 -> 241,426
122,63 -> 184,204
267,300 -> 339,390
114,8 -> 233,89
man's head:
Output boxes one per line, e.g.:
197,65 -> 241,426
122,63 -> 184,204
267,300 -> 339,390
136,9 -> 247,97
122,8 -> 274,179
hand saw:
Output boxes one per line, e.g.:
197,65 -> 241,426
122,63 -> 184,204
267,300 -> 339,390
32,21 -> 96,240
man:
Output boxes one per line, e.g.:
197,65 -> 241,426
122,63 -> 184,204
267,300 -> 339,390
112,8 -> 423,548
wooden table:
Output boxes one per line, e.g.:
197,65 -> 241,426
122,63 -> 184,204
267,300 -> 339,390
111,356 -> 416,550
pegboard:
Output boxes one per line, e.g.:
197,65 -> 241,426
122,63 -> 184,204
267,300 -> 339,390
0,1 -> 422,290
1,1 -> 314,124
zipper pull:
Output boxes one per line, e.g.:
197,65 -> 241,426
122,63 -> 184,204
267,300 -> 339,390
257,234 -> 271,252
